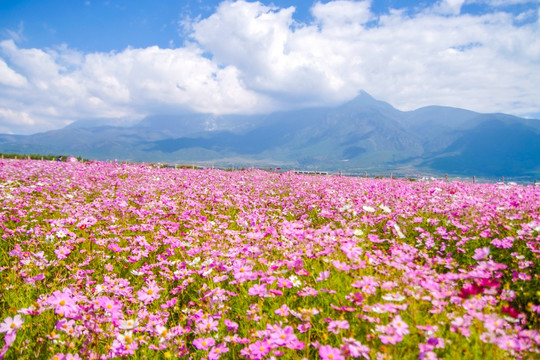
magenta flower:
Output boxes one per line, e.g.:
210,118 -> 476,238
319,345 -> 345,360
224,319 -> 239,332
275,304 -> 290,316
248,283 -> 268,297
208,343 -> 229,360
332,260 -> 351,272
96,296 -> 122,317
316,270 -> 330,282
136,280 -> 161,304
241,340 -> 271,360
341,337 -> 370,359
46,288 -> 79,318
328,320 -> 350,334
193,337 -> 216,350
197,318 -> 219,333
472,247 -> 490,260
0,315 -> 24,334
390,315 -> 409,336
277,277 -> 293,288
269,326 -> 304,349
54,246 -> 71,260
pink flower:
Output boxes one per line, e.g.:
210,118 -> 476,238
46,288 -> 79,318
224,319 -> 238,332
267,325 -> 291,346
208,343 -> 229,360
332,260 -> 351,272
390,315 -> 409,336
96,296 -> 122,317
275,304 -> 290,316
379,333 -> 403,345
297,322 -> 311,333
472,247 -> 490,260
193,337 -> 215,350
54,246 -> 71,260
316,270 -> 330,282
197,318 -> 219,333
0,315 -> 24,334
328,320 -> 349,334
136,281 -> 161,304
319,345 -> 345,360
241,340 -> 271,360
341,337 -> 370,359
248,283 -> 268,297
277,278 -> 293,288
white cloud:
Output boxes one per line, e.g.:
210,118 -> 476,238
0,58 -> 27,87
0,39 -> 271,134
311,0 -> 373,27
0,0 -> 539,135
467,0 -> 538,6
433,0 -> 465,15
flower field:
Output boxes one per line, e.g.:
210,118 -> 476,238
0,159 -> 539,360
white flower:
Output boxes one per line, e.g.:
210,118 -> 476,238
353,229 -> 364,236
119,319 -> 139,330
393,223 -> 405,239
289,275 -> 302,287
362,206 -> 375,213
382,293 -> 406,302
117,331 -> 134,345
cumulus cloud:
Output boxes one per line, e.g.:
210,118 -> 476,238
0,0 -> 539,134
0,39 -> 270,134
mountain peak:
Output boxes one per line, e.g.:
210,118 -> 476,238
341,91 -> 399,114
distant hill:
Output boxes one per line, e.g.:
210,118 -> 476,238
1,91 -> 539,179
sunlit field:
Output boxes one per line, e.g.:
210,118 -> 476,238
0,159 -> 539,360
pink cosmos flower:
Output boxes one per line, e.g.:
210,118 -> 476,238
341,337 -> 370,359
193,337 -> 216,350
197,318 -> 219,333
333,260 -> 351,272
379,333 -> 403,345
224,319 -> 239,332
208,343 -> 229,360
54,246 -> 71,260
46,288 -> 79,318
136,281 -> 161,304
96,296 -> 122,317
319,345 -> 345,360
472,247 -> 490,260
0,315 -> 24,334
24,273 -> 45,284
391,315 -> 409,336
328,320 -> 350,334
316,270 -> 330,282
248,283 -> 268,297
241,340 -> 271,360
277,278 -> 293,288
275,304 -> 290,316
297,322 -> 311,333
268,325 -> 303,349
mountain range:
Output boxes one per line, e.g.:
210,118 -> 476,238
1,91 -> 539,180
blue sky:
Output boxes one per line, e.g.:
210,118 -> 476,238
0,0 -> 539,134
